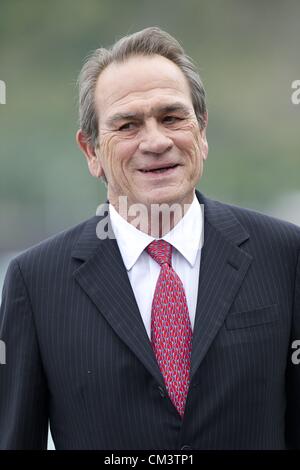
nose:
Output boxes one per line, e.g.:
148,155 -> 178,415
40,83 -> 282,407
139,121 -> 173,155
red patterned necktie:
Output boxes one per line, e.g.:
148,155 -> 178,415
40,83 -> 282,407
146,239 -> 192,418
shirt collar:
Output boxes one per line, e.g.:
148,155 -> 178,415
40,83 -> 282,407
109,193 -> 203,271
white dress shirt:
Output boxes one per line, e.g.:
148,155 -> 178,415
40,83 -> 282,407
109,194 -> 203,340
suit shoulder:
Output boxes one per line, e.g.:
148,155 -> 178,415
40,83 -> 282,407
220,200 -> 300,247
10,215 -> 99,269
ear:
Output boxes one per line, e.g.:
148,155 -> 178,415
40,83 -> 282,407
200,112 -> 209,161
76,129 -> 105,178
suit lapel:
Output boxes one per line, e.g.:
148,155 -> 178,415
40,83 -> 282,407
71,210 -> 164,387
190,192 -> 253,380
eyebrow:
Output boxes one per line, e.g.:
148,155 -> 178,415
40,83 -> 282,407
157,103 -> 191,115
107,112 -> 143,126
106,102 -> 191,127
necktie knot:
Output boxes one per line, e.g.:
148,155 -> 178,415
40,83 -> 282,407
146,240 -> 172,267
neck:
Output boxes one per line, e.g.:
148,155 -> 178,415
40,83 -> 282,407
110,193 -> 195,237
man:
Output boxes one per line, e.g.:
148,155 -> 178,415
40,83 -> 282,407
0,27 -> 300,450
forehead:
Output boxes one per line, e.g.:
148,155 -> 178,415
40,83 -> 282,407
94,55 -> 193,124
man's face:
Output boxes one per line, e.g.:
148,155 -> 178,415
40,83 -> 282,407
81,54 -> 208,208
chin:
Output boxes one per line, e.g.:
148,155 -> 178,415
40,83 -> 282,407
141,188 -> 187,207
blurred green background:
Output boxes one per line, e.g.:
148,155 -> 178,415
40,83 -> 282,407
1,0 -> 300,254
0,0 -> 299,450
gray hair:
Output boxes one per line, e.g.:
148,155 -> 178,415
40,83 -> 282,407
78,26 -> 207,147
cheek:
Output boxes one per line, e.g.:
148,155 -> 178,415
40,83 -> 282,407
174,130 -> 202,162
99,134 -> 116,170
115,140 -> 137,163
99,134 -> 138,179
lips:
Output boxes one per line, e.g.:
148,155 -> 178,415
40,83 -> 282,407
139,163 -> 179,173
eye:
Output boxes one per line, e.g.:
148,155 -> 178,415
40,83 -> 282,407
118,122 -> 137,131
163,115 -> 182,124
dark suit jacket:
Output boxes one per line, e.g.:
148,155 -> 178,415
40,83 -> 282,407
0,191 -> 300,450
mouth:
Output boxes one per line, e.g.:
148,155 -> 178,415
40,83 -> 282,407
138,163 -> 180,175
